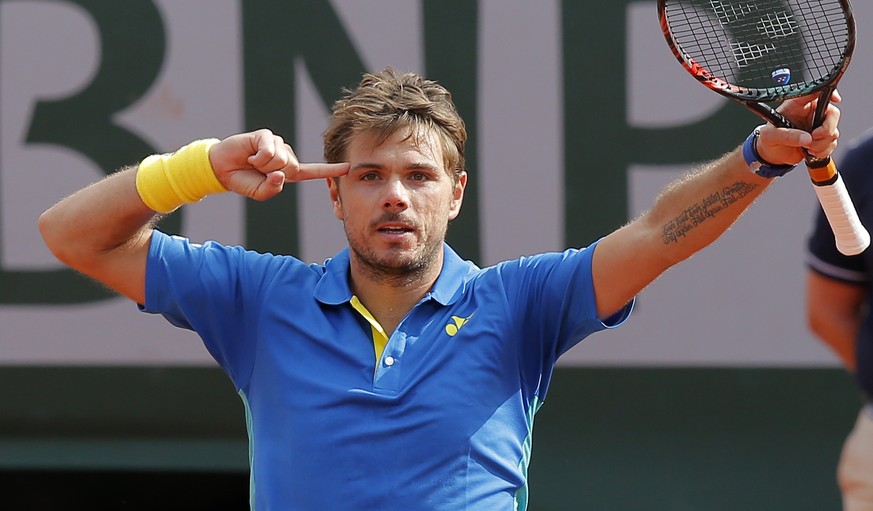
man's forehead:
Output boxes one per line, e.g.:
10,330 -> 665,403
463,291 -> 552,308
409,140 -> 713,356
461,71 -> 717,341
348,126 -> 444,163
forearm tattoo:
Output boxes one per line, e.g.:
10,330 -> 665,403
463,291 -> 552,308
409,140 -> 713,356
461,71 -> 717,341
662,181 -> 759,244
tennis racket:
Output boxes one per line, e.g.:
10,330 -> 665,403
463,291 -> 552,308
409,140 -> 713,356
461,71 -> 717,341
658,0 -> 869,256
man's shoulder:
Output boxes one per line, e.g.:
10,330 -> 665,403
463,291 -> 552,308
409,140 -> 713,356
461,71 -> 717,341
151,230 -> 317,277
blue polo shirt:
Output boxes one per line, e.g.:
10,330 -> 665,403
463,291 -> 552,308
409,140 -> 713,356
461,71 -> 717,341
142,230 -> 632,510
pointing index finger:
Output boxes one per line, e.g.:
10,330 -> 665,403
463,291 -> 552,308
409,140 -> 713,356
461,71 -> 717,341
286,162 -> 350,182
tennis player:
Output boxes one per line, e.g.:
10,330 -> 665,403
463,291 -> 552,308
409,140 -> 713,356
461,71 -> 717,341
40,68 -> 841,510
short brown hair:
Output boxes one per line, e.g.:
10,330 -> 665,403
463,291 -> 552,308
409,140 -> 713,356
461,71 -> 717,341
323,67 -> 467,180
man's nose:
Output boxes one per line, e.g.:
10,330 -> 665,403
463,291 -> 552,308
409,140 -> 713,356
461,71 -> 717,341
382,177 -> 409,211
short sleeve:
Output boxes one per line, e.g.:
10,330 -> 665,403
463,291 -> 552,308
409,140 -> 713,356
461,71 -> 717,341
141,231 -> 291,388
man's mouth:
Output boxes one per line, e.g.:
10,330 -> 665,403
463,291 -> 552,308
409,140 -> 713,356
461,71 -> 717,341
378,225 -> 414,234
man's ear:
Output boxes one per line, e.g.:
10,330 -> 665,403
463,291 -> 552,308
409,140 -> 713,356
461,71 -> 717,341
448,171 -> 467,220
327,177 -> 343,220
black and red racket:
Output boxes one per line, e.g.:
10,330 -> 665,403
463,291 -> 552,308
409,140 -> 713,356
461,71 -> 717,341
658,0 -> 869,255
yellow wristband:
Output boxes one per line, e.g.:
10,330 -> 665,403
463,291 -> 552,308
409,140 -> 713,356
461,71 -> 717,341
135,138 -> 227,213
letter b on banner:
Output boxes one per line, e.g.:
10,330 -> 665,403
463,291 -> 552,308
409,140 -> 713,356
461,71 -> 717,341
1,0 -> 169,304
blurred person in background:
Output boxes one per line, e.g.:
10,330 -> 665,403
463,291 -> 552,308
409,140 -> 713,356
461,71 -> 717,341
807,129 -> 873,511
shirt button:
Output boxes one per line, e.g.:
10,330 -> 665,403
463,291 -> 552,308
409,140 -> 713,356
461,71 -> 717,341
384,356 -> 395,367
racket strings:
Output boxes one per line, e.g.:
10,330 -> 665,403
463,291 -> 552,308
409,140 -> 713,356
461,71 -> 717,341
664,0 -> 851,97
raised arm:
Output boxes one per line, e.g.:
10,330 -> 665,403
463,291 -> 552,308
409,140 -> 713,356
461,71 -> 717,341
592,94 -> 841,319
39,166 -> 157,305
38,129 -> 349,305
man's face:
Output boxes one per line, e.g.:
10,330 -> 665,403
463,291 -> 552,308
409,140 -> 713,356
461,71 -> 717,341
329,127 -> 466,279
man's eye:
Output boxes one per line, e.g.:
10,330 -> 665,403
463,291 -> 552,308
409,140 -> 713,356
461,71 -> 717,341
410,173 -> 428,181
361,173 -> 379,181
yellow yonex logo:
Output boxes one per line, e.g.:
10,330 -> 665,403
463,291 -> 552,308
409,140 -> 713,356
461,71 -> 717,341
445,313 -> 474,336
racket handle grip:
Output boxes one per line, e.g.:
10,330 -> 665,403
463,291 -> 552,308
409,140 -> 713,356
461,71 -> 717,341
808,160 -> 870,256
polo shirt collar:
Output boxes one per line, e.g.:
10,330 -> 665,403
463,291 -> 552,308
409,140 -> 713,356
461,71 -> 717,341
429,244 -> 477,305
313,243 -> 477,306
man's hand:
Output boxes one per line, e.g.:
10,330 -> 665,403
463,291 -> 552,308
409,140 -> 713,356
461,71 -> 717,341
756,90 -> 841,166
209,129 -> 350,201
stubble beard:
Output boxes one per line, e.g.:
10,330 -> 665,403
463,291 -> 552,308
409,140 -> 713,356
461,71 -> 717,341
346,222 -> 447,287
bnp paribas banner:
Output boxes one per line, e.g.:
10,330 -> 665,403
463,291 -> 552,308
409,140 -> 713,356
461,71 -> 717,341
2,0 -> 869,366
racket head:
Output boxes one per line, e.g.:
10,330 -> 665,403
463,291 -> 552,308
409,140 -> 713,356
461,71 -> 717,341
658,0 -> 855,103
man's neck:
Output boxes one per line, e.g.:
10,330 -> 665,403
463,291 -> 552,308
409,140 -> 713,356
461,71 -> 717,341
348,257 -> 442,336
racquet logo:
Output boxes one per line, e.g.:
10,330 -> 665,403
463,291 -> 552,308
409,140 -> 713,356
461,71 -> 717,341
733,11 -> 799,68
711,1 -> 799,68
731,41 -> 777,68
710,0 -> 757,23
758,12 -> 798,38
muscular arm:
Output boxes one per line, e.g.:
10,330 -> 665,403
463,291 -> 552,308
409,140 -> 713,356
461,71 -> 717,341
591,94 -> 841,319
593,148 -> 770,318
38,167 -> 155,304
806,269 -> 865,371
